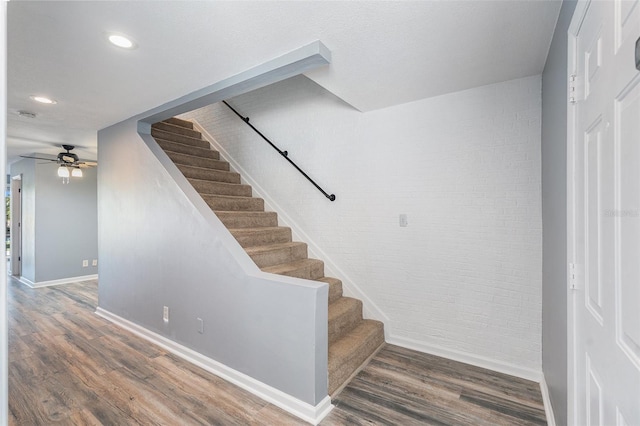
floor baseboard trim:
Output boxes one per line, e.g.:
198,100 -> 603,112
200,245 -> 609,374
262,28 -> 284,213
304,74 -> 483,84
18,274 -> 99,288
387,334 -> 542,382
95,307 -> 333,425
540,375 -> 556,426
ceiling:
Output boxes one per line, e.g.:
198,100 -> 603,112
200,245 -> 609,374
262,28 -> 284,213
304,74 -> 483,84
7,1 -> 562,164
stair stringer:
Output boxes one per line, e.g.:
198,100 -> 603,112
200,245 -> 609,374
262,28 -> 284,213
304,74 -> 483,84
188,118 -> 390,324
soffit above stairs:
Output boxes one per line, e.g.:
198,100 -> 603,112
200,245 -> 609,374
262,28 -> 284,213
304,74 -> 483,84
7,1 -> 561,162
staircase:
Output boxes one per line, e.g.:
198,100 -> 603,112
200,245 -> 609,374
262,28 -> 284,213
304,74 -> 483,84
150,117 -> 385,395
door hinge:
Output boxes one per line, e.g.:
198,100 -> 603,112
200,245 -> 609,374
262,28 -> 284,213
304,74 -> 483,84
569,263 -> 578,290
569,75 -> 578,105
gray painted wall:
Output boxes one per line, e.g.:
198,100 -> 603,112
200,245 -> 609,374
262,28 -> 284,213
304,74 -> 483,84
35,162 -> 98,282
10,157 -> 98,283
541,1 -> 576,424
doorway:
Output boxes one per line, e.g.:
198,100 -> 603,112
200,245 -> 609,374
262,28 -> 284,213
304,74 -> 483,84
10,175 -> 21,277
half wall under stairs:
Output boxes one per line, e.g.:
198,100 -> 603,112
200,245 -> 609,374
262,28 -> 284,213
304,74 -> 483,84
150,117 -> 385,395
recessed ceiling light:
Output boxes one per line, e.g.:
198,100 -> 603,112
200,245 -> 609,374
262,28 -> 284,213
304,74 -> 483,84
108,33 -> 136,49
30,95 -> 57,104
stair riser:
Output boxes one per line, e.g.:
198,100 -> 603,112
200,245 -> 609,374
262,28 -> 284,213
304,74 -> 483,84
274,262 -> 324,280
231,228 -> 292,248
178,165 -> 241,184
329,282 -> 344,305
165,117 -> 194,129
153,121 -> 201,139
329,300 -> 363,344
318,278 -> 344,304
166,151 -> 230,171
189,179 -> 252,197
151,128 -> 210,149
157,139 -> 220,160
216,213 -> 278,228
328,323 -> 385,395
203,196 -> 264,212
249,245 -> 308,269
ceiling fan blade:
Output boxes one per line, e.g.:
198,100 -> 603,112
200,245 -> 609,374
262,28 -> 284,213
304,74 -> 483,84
78,161 -> 97,168
20,155 -> 57,162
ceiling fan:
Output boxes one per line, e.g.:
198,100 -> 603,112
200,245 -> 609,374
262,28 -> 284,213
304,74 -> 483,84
20,145 -> 97,180
21,144 -> 97,168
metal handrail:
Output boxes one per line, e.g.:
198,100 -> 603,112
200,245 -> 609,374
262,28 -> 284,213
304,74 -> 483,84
222,100 -> 336,202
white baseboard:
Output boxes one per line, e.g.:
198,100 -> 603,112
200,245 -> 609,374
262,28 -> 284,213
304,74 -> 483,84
387,334 -> 542,382
190,118 -> 389,324
18,274 -> 99,288
540,375 -> 556,426
95,307 -> 333,425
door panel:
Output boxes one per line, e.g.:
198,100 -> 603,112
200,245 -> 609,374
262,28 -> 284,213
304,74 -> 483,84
572,0 -> 640,424
616,78 -> 640,370
585,116 -> 605,324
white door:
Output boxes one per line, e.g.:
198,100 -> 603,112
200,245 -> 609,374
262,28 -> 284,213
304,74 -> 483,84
570,0 -> 640,425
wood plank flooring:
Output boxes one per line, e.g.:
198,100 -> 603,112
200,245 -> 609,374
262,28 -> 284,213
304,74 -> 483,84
8,277 -> 546,425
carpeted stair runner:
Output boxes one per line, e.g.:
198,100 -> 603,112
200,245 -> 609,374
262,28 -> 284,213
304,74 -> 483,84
151,117 -> 384,395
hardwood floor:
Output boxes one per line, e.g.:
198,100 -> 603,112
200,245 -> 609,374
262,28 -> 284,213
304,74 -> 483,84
8,277 -> 546,425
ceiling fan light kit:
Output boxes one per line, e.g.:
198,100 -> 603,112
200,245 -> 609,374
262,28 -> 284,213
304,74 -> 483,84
57,166 -> 70,178
20,145 -> 97,183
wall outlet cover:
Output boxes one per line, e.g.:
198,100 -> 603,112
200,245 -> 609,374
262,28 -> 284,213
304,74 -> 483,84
163,306 -> 169,322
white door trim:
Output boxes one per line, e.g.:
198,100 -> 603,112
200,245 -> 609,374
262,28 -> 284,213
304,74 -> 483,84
567,2 -> 592,425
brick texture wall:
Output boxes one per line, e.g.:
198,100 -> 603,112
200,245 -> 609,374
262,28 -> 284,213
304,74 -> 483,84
181,74 -> 542,377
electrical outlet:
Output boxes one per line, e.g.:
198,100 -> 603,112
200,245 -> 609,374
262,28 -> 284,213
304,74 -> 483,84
82,260 -> 89,267
163,306 -> 169,322
197,318 -> 204,334
92,259 -> 98,266
399,214 -> 408,227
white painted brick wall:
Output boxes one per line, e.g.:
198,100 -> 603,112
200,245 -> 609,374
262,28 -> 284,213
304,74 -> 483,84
181,75 -> 542,375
